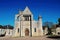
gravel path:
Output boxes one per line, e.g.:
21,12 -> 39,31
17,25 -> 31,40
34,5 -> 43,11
0,36 -> 59,40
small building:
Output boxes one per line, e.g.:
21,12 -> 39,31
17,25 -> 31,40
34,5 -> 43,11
0,25 -> 6,36
56,25 -> 60,35
51,24 -> 60,35
4,25 -> 14,37
43,26 -> 48,35
0,25 -> 14,37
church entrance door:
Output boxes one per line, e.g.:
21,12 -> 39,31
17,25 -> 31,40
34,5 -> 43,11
25,28 -> 29,36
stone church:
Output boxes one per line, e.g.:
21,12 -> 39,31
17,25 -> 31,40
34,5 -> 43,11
13,6 -> 43,37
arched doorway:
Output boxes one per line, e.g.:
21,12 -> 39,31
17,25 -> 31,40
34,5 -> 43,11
25,28 -> 29,36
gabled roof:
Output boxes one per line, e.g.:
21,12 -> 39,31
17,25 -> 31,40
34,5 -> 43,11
24,6 -> 30,11
23,6 -> 32,15
17,6 -> 33,16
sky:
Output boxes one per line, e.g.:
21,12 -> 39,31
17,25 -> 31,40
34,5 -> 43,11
0,0 -> 60,26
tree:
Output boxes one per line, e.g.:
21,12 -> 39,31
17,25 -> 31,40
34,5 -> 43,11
43,21 -> 53,28
0,25 -> 2,27
47,26 -> 52,35
3,25 -> 14,29
0,25 -> 3,28
58,18 -> 60,25
43,22 -> 53,35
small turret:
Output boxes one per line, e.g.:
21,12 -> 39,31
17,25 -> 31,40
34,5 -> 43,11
38,15 -> 42,20
38,15 -> 43,36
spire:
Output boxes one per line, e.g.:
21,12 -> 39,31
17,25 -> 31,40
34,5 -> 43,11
38,15 -> 42,20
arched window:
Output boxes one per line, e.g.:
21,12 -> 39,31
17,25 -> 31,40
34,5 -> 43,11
34,28 -> 36,32
18,28 -> 19,33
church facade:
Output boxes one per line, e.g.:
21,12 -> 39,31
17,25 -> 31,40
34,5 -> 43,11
13,6 -> 43,37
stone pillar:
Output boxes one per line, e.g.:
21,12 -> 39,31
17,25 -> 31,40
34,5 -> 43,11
20,15 -> 23,37
38,16 -> 43,36
31,15 -> 33,36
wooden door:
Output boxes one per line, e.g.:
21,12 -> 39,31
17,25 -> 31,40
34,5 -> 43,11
25,28 -> 29,36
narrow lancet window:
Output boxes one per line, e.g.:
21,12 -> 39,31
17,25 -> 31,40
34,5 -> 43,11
18,28 -> 19,33
34,28 -> 36,32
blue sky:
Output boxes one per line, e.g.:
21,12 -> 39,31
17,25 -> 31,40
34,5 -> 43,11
0,0 -> 60,26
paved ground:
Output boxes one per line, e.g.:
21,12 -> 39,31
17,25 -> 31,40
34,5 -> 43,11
0,36 -> 60,40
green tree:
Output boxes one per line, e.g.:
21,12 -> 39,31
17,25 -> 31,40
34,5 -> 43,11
43,22 -> 53,28
58,18 -> 60,25
43,22 -> 53,35
0,25 -> 3,28
47,27 -> 52,35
